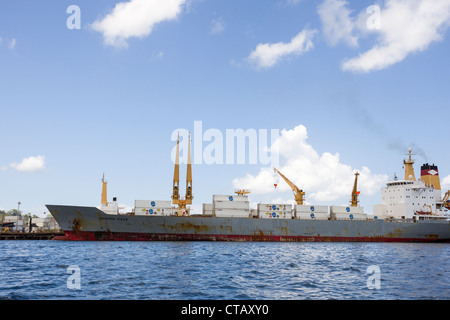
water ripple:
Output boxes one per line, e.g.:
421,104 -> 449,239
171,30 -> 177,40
0,241 -> 449,299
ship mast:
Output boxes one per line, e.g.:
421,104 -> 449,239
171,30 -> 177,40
101,173 -> 108,206
403,148 -> 416,181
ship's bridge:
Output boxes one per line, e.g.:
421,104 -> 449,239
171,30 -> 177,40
386,180 -> 423,190
386,180 -> 415,187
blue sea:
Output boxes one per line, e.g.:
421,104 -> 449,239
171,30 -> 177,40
0,241 -> 449,300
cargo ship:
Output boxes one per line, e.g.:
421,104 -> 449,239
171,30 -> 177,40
46,138 -> 450,242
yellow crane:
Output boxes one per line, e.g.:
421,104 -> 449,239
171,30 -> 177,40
172,133 -> 180,205
350,171 -> 360,207
172,132 -> 193,214
235,189 -> 251,196
273,168 -> 305,205
185,132 -> 193,205
442,190 -> 450,209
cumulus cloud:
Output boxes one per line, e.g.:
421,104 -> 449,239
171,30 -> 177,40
342,0 -> 450,72
210,17 -> 225,35
318,0 -> 450,72
318,0 -> 358,47
248,28 -> 316,69
9,155 -> 46,173
233,125 -> 387,203
441,175 -> 450,191
91,0 -> 185,47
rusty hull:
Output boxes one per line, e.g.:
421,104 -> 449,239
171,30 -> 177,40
46,205 -> 450,242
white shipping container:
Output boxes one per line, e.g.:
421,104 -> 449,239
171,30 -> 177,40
212,195 -> 248,202
214,212 -> 250,218
214,209 -> 250,218
330,212 -> 367,220
134,207 -> 147,215
294,205 -> 328,214
214,200 -> 250,210
202,210 -> 213,216
296,212 -> 329,220
135,207 -> 172,216
257,204 -> 292,212
203,203 -> 213,211
135,200 -> 172,208
259,211 -> 293,219
330,206 -> 364,215
258,210 -> 292,215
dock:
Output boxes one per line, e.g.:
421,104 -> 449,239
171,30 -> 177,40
0,232 -> 65,240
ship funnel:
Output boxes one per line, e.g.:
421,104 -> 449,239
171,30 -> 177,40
421,163 -> 441,190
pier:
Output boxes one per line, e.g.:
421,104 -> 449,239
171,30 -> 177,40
0,232 -> 64,240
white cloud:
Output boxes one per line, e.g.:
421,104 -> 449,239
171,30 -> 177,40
321,0 -> 450,73
442,175 -> 450,191
91,0 -> 185,48
150,50 -> 164,61
210,17 -> 225,35
8,38 -> 16,49
9,155 -> 46,173
233,125 -> 388,203
318,0 -> 358,47
285,0 -> 302,5
248,28 -> 316,69
0,37 -> 17,49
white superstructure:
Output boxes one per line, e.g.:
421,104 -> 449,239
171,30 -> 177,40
373,149 -> 448,220
374,179 -> 441,219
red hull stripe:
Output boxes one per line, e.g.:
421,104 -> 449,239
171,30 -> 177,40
54,230 -> 446,243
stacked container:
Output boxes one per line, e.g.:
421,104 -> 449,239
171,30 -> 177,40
202,203 -> 213,216
257,203 -> 293,219
330,206 -> 366,220
134,200 -> 173,216
294,205 -> 329,220
212,195 -> 251,218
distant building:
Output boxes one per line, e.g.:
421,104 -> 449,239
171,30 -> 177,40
2,216 -> 24,232
1,215 -> 61,232
31,216 -> 60,232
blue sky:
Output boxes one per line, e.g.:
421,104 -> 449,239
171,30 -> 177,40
1,0 -> 450,216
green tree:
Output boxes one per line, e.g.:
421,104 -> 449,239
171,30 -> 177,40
7,209 -> 22,216
0,209 -> 7,221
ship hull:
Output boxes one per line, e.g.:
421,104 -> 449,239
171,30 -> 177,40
46,205 -> 450,243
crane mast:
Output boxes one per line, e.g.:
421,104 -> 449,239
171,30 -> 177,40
273,168 -> 305,205
185,133 -> 193,205
172,133 -> 180,205
172,132 -> 193,213
351,171 -> 360,207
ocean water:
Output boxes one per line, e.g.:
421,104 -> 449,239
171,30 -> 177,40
0,241 -> 449,300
